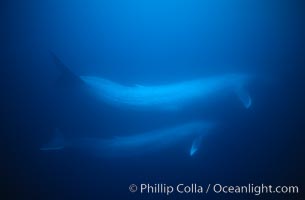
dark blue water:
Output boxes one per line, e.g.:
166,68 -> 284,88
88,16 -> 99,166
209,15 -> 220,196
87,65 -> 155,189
2,0 -> 305,199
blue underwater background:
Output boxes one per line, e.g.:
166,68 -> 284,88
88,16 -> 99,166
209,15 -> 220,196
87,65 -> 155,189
2,0 -> 305,199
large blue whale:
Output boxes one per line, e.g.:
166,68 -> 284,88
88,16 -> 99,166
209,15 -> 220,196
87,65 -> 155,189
52,53 -> 252,111
40,121 -> 214,157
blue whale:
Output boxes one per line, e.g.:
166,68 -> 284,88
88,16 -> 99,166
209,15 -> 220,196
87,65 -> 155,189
40,121 -> 214,157
52,53 -> 252,111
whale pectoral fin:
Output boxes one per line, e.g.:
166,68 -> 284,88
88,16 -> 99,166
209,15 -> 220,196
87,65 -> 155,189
40,129 -> 65,151
235,87 -> 252,109
190,135 -> 203,156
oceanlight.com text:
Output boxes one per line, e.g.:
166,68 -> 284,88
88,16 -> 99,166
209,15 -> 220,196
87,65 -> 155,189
129,183 -> 299,196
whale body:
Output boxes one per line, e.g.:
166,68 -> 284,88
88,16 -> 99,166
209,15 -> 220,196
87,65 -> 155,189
82,74 -> 252,110
52,53 -> 252,111
40,121 -> 214,157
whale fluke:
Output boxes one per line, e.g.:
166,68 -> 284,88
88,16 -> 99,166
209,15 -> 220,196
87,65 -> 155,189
50,52 -> 84,88
40,129 -> 65,151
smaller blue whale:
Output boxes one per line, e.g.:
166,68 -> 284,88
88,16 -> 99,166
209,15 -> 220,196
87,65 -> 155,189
41,121 -> 214,157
